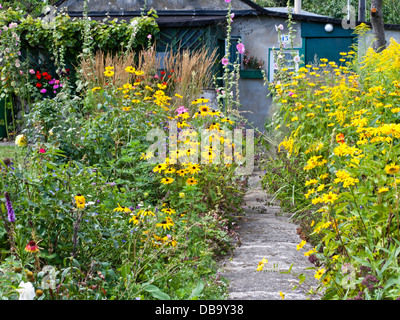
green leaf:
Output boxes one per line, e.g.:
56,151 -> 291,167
143,284 -> 170,300
189,280 -> 204,299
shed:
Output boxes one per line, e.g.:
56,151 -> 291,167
54,0 -> 400,131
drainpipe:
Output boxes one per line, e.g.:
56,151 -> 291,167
358,0 -> 366,22
294,0 -> 301,14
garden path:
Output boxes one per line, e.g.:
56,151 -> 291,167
221,168 -> 319,300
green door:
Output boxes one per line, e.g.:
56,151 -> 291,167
305,37 -> 354,65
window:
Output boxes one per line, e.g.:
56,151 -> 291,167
268,49 -> 300,82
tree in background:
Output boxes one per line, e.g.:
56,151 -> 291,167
370,0 -> 386,52
253,0 -> 400,25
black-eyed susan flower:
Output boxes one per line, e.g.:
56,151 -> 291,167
385,163 -> 400,174
161,208 -> 176,215
161,177 -> 174,184
314,268 -> 325,280
186,163 -> 200,175
74,194 -> 85,209
137,209 -> 155,217
164,167 -> 176,174
153,163 -> 167,173
114,204 -> 132,213
186,177 -> 198,186
129,215 -> 139,224
156,217 -> 174,230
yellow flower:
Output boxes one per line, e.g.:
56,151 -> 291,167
279,291 -> 285,300
125,66 -> 136,73
161,177 -> 174,185
15,134 -> 28,147
161,208 -> 176,215
156,217 -> 174,230
314,268 -> 325,280
91,87 -> 101,92
113,204 -> 132,213
153,163 -> 167,173
296,240 -> 307,250
385,163 -> 400,175
104,69 -> 114,77
74,194 -> 85,209
129,215 -> 139,224
186,163 -> 201,175
322,191 -> 338,204
175,94 -> 183,99
179,192 -> 185,198
378,186 -> 389,193
137,209 -> 155,217
186,177 -> 198,186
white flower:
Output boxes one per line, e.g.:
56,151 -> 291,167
293,55 -> 301,63
275,24 -> 284,31
16,281 -> 35,300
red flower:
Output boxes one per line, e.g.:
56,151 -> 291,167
42,72 -> 52,81
161,71 -> 166,75
170,69 -> 174,73
36,72 -> 42,80
25,240 -> 40,253
39,148 -> 46,154
36,83 -> 42,88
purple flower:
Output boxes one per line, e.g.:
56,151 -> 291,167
40,89 -> 47,94
225,0 -> 231,3
4,192 -> 15,223
236,43 -> 245,54
221,57 -> 229,66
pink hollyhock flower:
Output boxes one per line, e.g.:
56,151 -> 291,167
225,0 -> 231,3
40,89 -> 46,94
29,69 -> 35,74
221,58 -> 229,66
236,43 -> 245,54
39,148 -> 46,153
147,34 -> 152,39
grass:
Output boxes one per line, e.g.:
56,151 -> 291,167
0,145 -> 24,164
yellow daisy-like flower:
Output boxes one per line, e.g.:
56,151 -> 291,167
296,240 -> 307,251
137,209 -> 155,217
378,186 -> 389,193
175,94 -> 183,99
161,208 -> 176,215
153,163 -> 167,173
221,117 -> 234,125
91,87 -> 101,92
186,163 -> 200,175
104,69 -> 114,77
186,177 -> 198,186
161,177 -> 174,185
279,291 -> 285,300
156,217 -> 174,230
322,191 -> 338,204
176,169 -> 187,176
385,163 -> 400,175
164,167 -> 176,174
125,66 -> 136,73
314,268 -> 325,280
199,105 -> 210,114
122,107 -> 131,111
157,83 -> 167,90
113,204 -> 132,213
74,194 -> 85,209
129,215 -> 139,224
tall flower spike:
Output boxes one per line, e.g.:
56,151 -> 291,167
4,192 -> 15,223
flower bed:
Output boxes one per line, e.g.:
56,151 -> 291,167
262,23 -> 400,299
